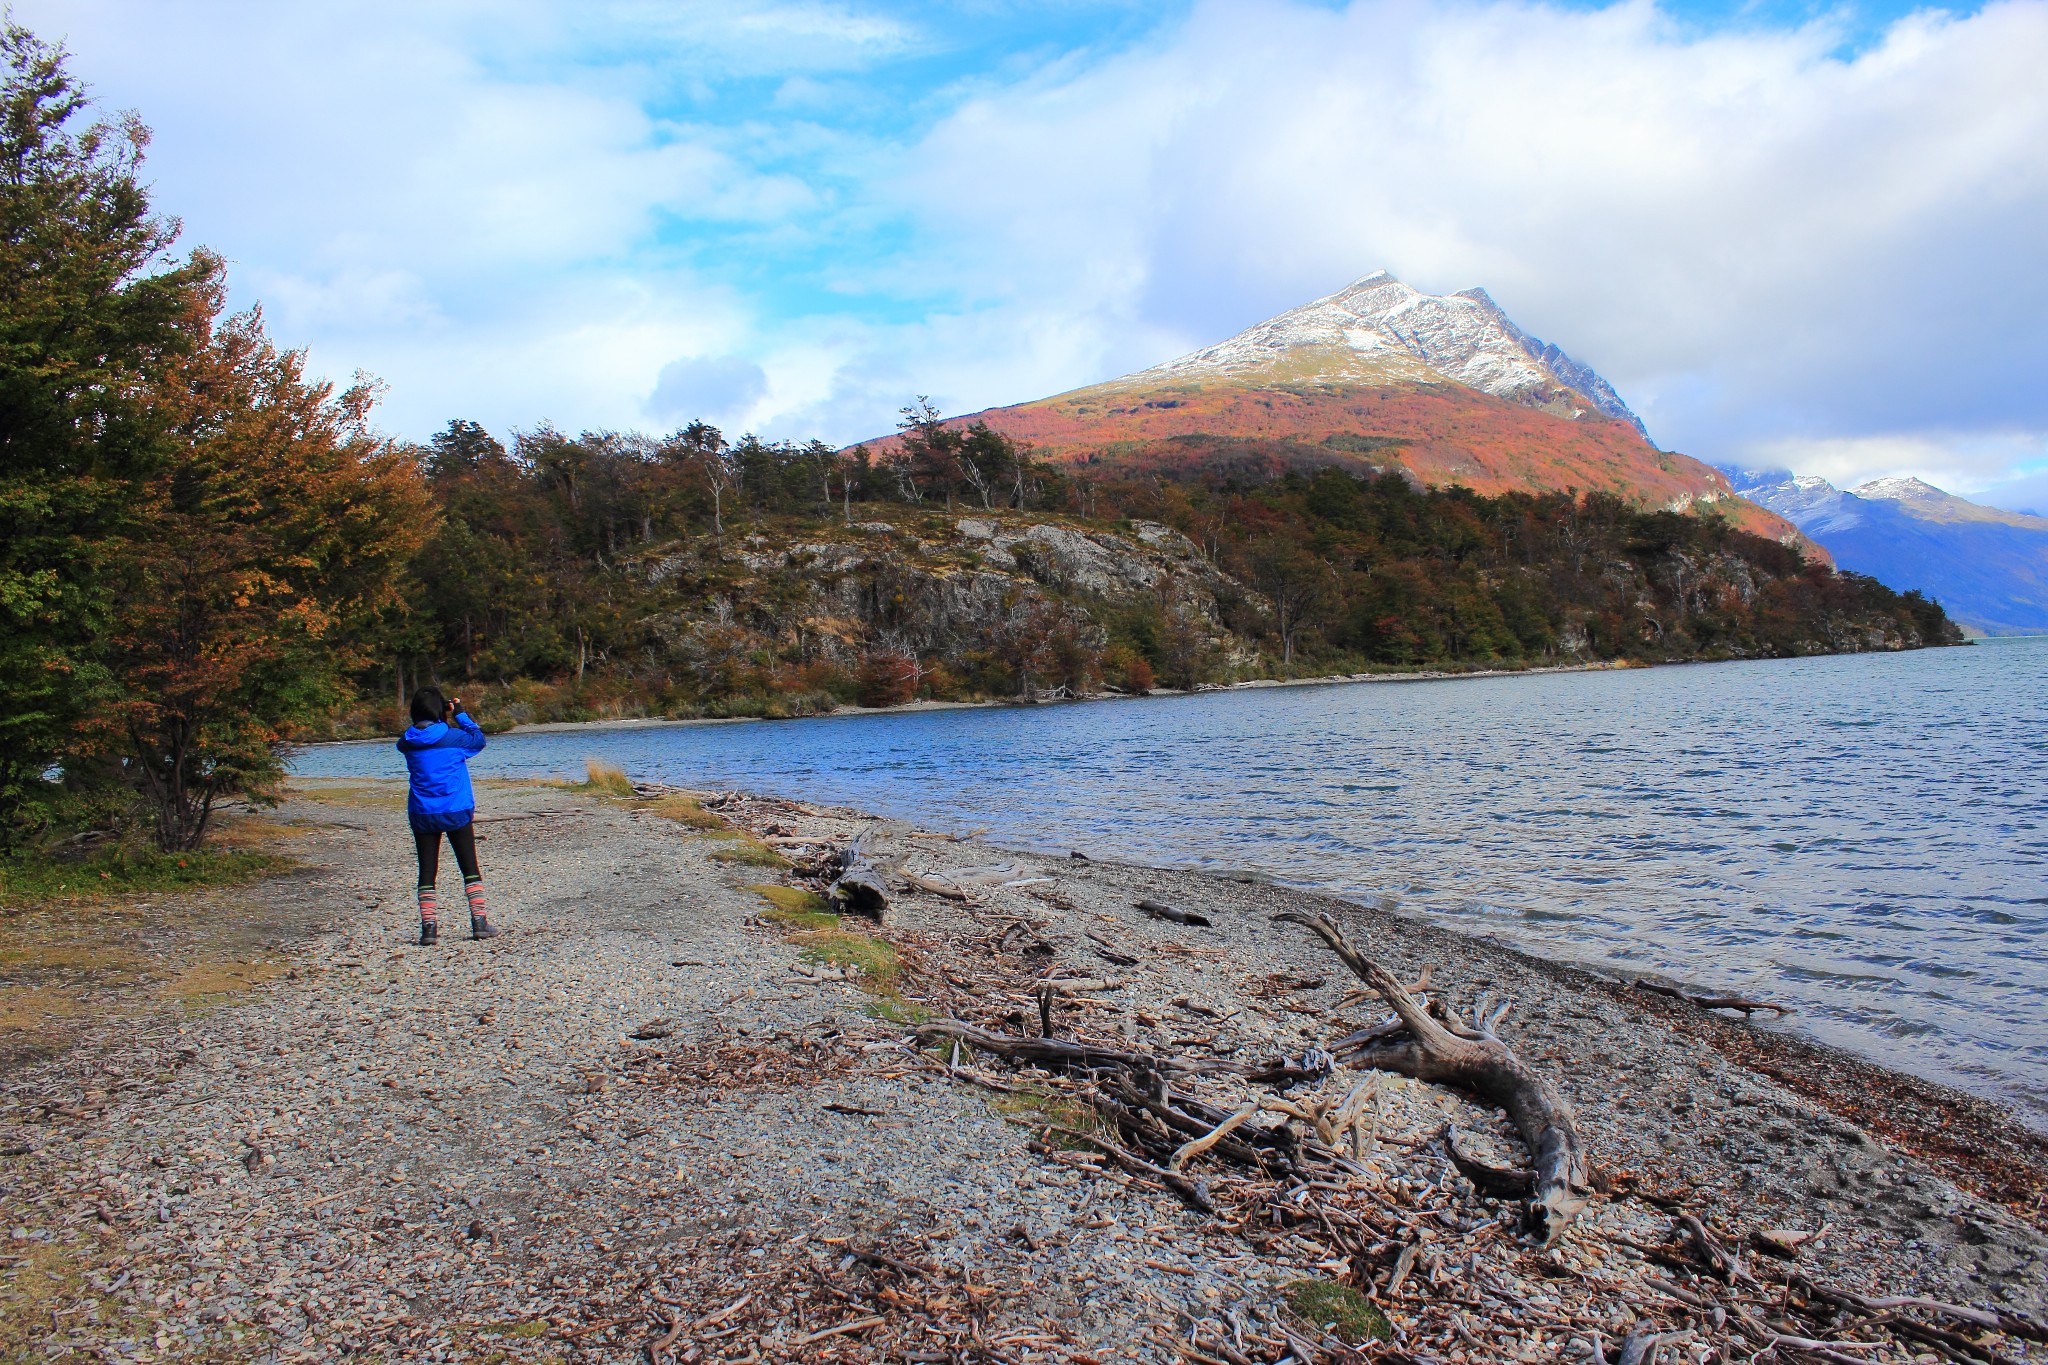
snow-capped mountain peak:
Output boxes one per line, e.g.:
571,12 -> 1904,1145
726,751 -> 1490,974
1104,271 -> 1648,438
1854,476 -> 1948,504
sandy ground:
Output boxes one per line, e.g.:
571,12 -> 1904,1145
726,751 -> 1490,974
1,779 -> 2042,1364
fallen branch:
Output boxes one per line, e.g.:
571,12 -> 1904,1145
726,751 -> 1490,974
903,871 -> 970,901
641,1310 -> 683,1364
1169,1103 -> 1257,1171
1276,910 -> 1593,1244
1137,898 -> 1213,927
916,1020 -> 1241,1076
1041,1125 -> 1214,1212
1635,979 -> 1793,1017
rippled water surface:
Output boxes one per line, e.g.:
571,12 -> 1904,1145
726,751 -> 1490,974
295,639 -> 2048,1123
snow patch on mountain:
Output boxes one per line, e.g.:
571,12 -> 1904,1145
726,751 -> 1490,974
1854,476 -> 2048,530
1111,271 -> 1650,438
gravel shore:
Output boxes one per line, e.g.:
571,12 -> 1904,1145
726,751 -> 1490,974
2,778 -> 2042,1363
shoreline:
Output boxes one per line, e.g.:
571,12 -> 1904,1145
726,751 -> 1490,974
708,780 -> 2048,1194
295,640 -> 2028,747
298,657 -> 1653,746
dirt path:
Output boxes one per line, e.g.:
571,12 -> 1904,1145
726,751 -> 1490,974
3,780 -> 2043,1363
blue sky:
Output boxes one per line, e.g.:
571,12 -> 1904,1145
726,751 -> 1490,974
20,0 -> 2048,510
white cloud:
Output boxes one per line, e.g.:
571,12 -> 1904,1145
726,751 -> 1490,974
16,0 -> 2048,479
857,0 -> 2048,463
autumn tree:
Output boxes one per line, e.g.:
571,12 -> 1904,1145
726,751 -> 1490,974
0,22 -> 429,850
96,289 -> 431,849
1245,533 -> 1335,667
0,24 -> 216,844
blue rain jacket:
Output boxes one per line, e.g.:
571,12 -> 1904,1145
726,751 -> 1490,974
396,713 -> 487,832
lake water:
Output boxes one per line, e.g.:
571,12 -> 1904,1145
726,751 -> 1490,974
294,638 -> 2048,1126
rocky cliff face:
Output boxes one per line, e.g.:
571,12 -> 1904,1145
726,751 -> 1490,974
647,516 -> 1256,697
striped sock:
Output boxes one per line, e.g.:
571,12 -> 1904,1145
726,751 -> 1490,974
417,885 -> 438,926
463,877 -> 489,924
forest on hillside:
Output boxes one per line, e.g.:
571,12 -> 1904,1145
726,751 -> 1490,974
366,415 -> 1960,735
0,23 -> 1959,857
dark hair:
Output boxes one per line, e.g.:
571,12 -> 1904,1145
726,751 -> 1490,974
409,686 -> 447,726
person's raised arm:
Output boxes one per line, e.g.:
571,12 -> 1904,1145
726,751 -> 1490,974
448,696 -> 487,752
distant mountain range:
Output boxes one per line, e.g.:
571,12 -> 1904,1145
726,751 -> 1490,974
1724,471 -> 2048,635
864,272 -> 1808,549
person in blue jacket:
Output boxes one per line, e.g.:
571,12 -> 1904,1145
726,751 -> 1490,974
396,686 -> 497,945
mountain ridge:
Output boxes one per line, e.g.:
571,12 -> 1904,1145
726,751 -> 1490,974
857,271 -> 1811,552
1727,469 -> 2048,635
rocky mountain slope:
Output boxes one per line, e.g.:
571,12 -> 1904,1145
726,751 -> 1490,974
861,273 -> 1808,549
1111,270 -> 1648,433
1727,470 -> 2048,634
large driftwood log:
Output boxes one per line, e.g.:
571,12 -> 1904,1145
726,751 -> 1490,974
1277,910 -> 1593,1245
825,828 -> 893,923
915,1020 -> 1243,1076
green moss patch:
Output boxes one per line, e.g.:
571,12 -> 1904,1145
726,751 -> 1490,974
790,928 -> 900,991
1282,1280 -> 1391,1343
647,793 -> 725,829
746,884 -> 838,928
0,849 -> 289,904
477,1320 -> 551,1339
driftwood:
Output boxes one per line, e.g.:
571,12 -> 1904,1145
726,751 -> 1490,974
1277,910 -> 1593,1244
825,828 -> 893,923
1635,979 -> 1793,1017
1136,898 -> 1213,927
915,1020 -> 1243,1076
1085,931 -> 1140,966
902,871 -> 970,901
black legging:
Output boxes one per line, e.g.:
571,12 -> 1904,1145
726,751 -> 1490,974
414,823 -> 480,886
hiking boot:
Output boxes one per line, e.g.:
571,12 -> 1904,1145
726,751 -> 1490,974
419,922 -> 439,946
470,916 -> 499,941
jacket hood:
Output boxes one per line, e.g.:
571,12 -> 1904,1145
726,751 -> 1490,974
402,722 -> 449,744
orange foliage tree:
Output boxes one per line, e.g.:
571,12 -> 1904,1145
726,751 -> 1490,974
93,286 -> 432,850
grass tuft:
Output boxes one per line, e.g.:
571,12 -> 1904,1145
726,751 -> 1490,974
707,835 -> 789,869
647,793 -> 725,829
988,1089 -> 1111,1149
864,997 -> 931,1025
746,884 -> 838,929
165,958 -> 290,1010
1282,1280 -> 1391,1343
789,928 -> 900,991
574,760 -> 636,797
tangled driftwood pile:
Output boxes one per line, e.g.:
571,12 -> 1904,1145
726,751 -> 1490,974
681,794 -> 2047,1364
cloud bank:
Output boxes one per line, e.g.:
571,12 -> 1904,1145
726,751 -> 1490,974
20,0 -> 2048,506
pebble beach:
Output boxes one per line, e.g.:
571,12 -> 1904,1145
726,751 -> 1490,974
2,777 -> 2043,1363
